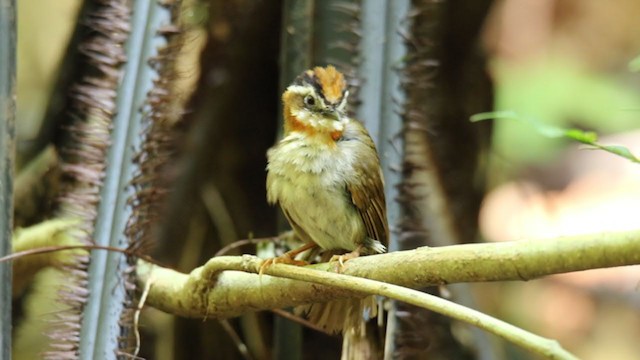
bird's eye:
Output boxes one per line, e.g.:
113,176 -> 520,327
303,95 -> 316,107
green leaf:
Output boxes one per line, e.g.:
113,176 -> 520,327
564,129 -> 598,144
590,145 -> 640,163
471,110 -> 640,164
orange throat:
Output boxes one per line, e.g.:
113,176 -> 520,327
284,107 -> 343,143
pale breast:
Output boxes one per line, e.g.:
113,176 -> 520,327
266,133 -> 366,251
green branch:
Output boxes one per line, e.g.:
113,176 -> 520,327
12,219 -> 82,295
139,253 -> 584,359
136,229 -> 640,357
13,220 -> 639,358
264,261 -> 576,359
138,229 -> 640,319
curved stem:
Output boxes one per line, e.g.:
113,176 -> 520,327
260,260 -> 578,360
144,254 -> 578,359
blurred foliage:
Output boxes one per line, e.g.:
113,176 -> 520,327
472,110 -> 640,163
629,54 -> 640,72
491,56 -> 640,170
15,0 -> 81,165
477,2 -> 640,360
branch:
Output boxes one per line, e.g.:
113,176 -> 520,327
12,219 -> 83,295
11,220 -> 638,357
139,229 -> 640,358
139,254 -> 581,359
137,229 -> 640,319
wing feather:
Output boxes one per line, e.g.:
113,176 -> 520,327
344,123 -> 389,249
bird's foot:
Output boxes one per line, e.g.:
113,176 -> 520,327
259,242 -> 316,275
259,255 -> 308,275
329,246 -> 363,273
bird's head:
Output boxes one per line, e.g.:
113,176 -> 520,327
282,66 -> 349,140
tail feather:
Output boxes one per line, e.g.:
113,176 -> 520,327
296,251 -> 385,358
299,295 -> 377,334
341,323 -> 381,360
297,295 -> 382,359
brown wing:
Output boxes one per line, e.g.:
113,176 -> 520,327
344,126 -> 389,249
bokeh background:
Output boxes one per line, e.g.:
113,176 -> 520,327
13,0 -> 640,359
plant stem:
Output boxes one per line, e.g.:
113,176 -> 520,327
137,229 -> 640,320
260,261 -> 578,360
143,254 -> 579,359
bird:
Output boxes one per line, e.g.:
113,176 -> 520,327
265,65 -> 389,339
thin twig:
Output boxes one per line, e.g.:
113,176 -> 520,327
219,320 -> 255,360
271,309 -> 333,336
188,255 -> 579,360
260,261 -> 579,360
1,244 -> 163,266
133,275 -> 154,357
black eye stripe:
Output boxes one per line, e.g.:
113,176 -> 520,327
293,72 -> 328,103
309,81 -> 325,102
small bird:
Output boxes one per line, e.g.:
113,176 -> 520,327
266,65 -> 389,336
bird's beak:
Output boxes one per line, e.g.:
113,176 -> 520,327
324,107 -> 342,122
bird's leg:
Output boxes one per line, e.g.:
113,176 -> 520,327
329,244 -> 365,272
259,242 -> 317,275
281,241 -> 317,261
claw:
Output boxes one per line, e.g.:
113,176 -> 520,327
259,242 -> 316,275
329,246 -> 363,273
259,255 -> 308,275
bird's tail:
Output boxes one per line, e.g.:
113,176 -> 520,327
297,295 -> 383,359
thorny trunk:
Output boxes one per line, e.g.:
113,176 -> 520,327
153,1 -> 281,359
389,0 -> 494,359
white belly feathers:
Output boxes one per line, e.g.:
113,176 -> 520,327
266,132 -> 366,251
